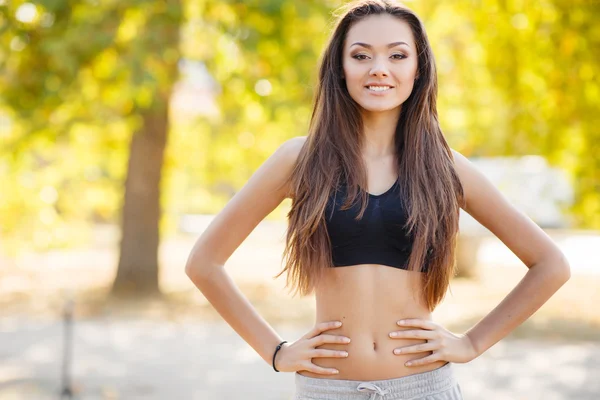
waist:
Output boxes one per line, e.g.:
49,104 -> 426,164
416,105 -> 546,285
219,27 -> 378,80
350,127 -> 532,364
296,362 -> 456,397
304,263 -> 438,380
297,326 -> 446,380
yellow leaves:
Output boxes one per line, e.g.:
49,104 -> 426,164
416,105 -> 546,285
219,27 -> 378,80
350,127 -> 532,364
238,131 -> 255,148
163,48 -> 179,65
82,79 -> 100,101
579,64 -> 594,81
93,48 -> 119,80
38,206 -> 58,226
44,75 -> 61,92
213,35 -> 241,80
244,101 -> 264,123
280,2 -> 297,21
564,125 -> 585,157
559,31 -> 577,57
39,186 -> 58,205
579,193 -> 600,228
256,39 -> 279,59
134,85 -> 153,109
228,77 -> 246,95
445,108 -> 467,132
584,80 -> 599,104
116,8 -> 147,44
511,13 -> 529,30
211,3 -> 238,26
521,70 -> 546,93
247,12 -> 275,35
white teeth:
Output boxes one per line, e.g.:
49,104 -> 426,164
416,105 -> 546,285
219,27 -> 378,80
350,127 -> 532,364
367,86 -> 392,91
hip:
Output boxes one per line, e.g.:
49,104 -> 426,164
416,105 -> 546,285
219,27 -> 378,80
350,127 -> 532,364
295,362 -> 462,400
299,315 -> 444,381
298,339 -> 448,381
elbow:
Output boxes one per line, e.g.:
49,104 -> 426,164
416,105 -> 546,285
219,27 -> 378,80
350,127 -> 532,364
184,259 -> 200,282
560,260 -> 571,282
185,252 -> 220,283
533,250 -> 571,285
553,251 -> 571,283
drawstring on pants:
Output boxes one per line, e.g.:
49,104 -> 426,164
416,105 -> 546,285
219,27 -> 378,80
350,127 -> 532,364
357,382 -> 390,400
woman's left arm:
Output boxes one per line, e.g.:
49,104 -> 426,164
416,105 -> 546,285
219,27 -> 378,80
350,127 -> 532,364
450,149 -> 571,356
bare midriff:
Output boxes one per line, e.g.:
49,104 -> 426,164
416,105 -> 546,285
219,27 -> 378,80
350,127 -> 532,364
297,264 -> 448,381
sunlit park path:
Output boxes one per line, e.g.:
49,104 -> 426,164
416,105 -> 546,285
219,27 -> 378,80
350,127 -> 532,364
1,317 -> 599,399
1,220 -> 599,399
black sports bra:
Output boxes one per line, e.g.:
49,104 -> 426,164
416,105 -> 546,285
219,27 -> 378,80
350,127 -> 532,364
324,179 -> 429,273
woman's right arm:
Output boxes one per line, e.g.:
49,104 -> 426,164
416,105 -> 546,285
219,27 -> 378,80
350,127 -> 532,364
185,136 -> 349,374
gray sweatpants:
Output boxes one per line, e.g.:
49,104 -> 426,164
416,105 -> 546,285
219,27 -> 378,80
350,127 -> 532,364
294,362 -> 463,400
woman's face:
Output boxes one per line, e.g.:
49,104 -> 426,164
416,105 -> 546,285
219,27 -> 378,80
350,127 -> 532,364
342,14 -> 419,113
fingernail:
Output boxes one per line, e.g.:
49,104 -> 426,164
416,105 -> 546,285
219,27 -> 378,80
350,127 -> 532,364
389,332 -> 398,338
334,370 -> 339,374
398,320 -> 406,325
335,322 -> 342,326
405,362 -> 412,366
342,352 -> 348,357
343,337 -> 351,343
394,349 -> 401,354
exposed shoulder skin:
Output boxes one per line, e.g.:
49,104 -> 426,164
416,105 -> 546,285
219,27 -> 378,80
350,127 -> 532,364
450,148 -> 567,268
186,136 -> 307,278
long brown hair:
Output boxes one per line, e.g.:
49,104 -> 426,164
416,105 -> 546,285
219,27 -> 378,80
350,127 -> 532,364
276,0 -> 464,312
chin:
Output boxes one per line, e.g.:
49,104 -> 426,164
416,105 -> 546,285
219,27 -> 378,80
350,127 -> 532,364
358,102 -> 403,113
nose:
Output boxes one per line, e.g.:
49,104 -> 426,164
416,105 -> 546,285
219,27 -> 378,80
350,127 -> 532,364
369,58 -> 390,78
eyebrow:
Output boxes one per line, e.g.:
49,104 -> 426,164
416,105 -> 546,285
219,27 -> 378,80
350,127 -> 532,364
350,41 -> 410,49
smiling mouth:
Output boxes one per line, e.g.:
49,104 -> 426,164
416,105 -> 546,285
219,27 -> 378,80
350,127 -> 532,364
365,86 -> 394,92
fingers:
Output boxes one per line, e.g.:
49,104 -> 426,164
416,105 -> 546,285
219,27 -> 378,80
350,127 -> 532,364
389,329 -> 437,340
311,348 -> 349,359
309,334 -> 351,346
397,319 -> 438,330
393,341 -> 437,355
302,321 -> 342,340
302,363 -> 340,375
404,353 -> 440,367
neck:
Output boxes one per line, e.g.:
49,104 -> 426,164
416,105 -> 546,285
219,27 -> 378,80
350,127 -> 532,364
360,106 -> 401,158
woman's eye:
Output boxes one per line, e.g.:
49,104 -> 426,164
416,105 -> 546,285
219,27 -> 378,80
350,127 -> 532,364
352,54 -> 406,60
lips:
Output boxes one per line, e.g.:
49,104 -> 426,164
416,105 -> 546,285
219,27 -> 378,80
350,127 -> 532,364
365,83 -> 395,88
365,85 -> 394,93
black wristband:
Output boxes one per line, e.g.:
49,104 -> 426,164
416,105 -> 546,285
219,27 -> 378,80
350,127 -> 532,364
272,340 -> 288,372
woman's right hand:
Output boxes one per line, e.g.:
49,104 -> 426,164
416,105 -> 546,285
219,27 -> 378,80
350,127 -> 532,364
274,321 -> 351,375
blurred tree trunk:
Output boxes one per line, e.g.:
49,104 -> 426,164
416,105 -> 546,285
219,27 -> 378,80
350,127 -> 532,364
111,0 -> 182,297
112,108 -> 168,296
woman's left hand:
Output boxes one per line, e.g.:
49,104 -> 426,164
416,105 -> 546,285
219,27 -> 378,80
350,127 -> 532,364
389,319 -> 479,367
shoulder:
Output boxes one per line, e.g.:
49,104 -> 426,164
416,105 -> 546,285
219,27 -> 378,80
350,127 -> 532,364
448,148 -> 478,207
277,135 -> 307,164
265,136 -> 307,198
448,148 -> 566,268
185,136 -> 309,275
449,147 -> 507,210
449,148 -> 469,173
269,136 -> 307,180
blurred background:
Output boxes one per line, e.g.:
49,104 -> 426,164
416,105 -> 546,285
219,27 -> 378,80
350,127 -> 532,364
1,0 -> 599,399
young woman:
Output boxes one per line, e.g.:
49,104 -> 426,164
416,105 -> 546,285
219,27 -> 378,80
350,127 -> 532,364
185,1 -> 571,399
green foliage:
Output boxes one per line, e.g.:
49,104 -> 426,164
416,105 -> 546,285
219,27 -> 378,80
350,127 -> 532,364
448,0 -> 600,227
0,0 -> 181,253
0,0 -> 598,256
